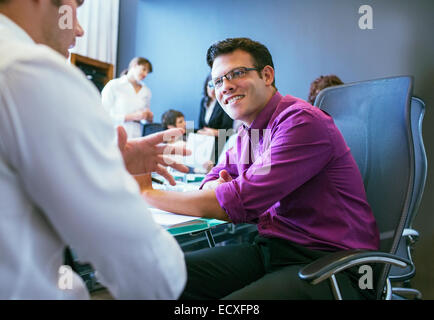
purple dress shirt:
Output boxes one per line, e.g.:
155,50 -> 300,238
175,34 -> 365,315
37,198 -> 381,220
201,92 -> 380,252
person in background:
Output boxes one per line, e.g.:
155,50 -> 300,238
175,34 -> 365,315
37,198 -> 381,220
307,74 -> 343,105
0,0 -> 188,299
198,74 -> 236,162
162,109 -> 186,133
161,109 -> 216,174
197,73 -> 234,136
101,57 -> 154,138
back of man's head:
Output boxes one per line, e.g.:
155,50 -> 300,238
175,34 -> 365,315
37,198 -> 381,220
206,37 -> 276,88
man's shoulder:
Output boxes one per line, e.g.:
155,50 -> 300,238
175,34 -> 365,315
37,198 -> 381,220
0,41 -> 98,99
270,95 -> 326,126
278,95 -> 317,113
0,40 -> 67,72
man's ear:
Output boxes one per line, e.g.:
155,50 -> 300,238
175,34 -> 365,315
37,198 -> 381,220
261,65 -> 275,86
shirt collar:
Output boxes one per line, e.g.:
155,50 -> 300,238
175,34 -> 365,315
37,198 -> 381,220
241,91 -> 283,132
120,75 -> 130,83
0,13 -> 36,45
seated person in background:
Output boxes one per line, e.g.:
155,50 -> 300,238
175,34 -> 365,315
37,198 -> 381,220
197,73 -> 234,136
307,74 -> 343,105
162,109 -> 186,134
161,109 -> 187,145
162,109 -> 215,174
198,74 -> 238,163
139,37 -> 380,299
101,57 -> 154,138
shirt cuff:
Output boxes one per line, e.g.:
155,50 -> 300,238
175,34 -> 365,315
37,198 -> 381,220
215,182 -> 246,224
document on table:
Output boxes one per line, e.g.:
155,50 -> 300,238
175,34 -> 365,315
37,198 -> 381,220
184,133 -> 215,170
149,208 -> 204,228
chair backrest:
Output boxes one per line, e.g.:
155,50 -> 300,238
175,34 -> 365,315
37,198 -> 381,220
389,96 -> 428,280
314,76 -> 414,299
406,97 -> 428,229
142,123 -> 164,136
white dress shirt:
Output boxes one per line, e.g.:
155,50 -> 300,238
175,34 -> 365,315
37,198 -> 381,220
101,75 -> 152,138
0,14 -> 186,300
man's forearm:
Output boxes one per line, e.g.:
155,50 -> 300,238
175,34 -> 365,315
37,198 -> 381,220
142,189 -> 230,221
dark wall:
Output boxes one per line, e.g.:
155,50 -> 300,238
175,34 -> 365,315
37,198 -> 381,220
118,0 -> 434,298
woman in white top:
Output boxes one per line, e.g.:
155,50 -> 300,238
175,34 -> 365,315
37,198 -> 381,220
102,57 -> 154,138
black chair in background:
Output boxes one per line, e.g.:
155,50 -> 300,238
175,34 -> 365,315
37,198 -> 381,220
299,76 -> 416,299
388,96 -> 427,299
142,123 -> 164,136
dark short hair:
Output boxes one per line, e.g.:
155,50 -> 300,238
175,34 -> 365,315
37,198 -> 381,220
308,75 -> 344,105
206,37 -> 276,88
161,109 -> 184,129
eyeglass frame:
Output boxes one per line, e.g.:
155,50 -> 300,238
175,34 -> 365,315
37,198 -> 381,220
211,66 -> 259,89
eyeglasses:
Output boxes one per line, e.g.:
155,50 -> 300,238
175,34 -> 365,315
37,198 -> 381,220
212,67 -> 258,89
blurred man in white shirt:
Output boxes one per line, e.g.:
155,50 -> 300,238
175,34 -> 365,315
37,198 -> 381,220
0,0 -> 187,299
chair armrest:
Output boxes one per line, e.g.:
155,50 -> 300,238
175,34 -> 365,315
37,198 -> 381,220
402,228 -> 419,237
402,228 -> 419,244
298,250 -> 410,285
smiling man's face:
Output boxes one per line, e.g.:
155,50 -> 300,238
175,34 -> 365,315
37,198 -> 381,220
211,49 -> 274,126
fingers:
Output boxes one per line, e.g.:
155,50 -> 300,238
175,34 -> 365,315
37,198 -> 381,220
159,155 -> 190,173
219,169 -> 233,182
156,143 -> 192,156
144,128 -> 184,145
154,165 -> 176,186
117,126 -> 128,151
198,127 -> 218,136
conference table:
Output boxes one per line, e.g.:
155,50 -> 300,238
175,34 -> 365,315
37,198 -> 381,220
151,172 -> 228,248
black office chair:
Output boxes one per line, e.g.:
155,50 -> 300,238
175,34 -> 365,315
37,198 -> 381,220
299,76 -> 415,300
388,97 -> 427,300
142,123 -> 164,136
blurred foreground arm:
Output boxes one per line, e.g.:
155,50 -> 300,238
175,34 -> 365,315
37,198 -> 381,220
138,172 -> 232,221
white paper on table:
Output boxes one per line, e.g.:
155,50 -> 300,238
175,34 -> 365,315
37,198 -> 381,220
149,207 -> 202,228
184,133 -> 215,169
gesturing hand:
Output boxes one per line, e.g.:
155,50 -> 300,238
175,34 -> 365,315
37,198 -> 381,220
197,127 -> 219,137
117,126 -> 191,185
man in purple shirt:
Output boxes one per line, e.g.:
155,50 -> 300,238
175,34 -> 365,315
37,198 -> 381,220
141,37 -> 379,299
